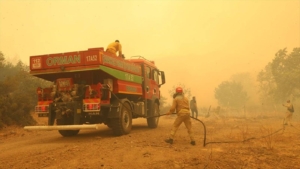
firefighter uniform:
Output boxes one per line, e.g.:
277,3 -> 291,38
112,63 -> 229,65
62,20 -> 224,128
283,100 -> 294,126
190,96 -> 198,118
106,40 -> 122,57
166,94 -> 195,145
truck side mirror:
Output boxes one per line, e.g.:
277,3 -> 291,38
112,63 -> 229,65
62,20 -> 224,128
159,71 -> 165,87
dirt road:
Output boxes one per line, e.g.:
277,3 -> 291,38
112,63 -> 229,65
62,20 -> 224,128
1,115 -> 300,169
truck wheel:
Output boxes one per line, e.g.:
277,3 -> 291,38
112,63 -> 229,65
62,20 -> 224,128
111,102 -> 132,136
147,102 -> 159,128
57,117 -> 80,137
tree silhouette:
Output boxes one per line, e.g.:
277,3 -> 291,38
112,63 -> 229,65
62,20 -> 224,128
257,47 -> 300,103
0,52 -> 51,128
214,81 -> 248,108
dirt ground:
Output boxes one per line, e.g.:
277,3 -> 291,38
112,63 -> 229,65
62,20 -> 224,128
1,112 -> 300,169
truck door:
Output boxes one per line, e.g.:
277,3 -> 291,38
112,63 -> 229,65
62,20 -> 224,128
151,69 -> 160,99
142,65 -> 151,100
142,65 -> 163,100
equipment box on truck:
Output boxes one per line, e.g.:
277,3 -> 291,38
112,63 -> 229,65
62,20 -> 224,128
24,47 -> 165,136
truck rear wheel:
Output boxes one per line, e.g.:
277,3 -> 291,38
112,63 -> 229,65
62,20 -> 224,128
111,102 -> 132,136
56,117 -> 80,137
147,102 -> 159,128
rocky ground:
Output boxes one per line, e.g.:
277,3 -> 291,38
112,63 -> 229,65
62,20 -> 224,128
1,112 -> 300,169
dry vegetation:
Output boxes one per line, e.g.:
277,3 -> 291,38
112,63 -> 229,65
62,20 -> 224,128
1,111 -> 300,169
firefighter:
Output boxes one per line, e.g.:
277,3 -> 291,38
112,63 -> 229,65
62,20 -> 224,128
165,87 -> 196,145
190,96 -> 198,119
106,40 -> 123,58
283,100 -> 294,126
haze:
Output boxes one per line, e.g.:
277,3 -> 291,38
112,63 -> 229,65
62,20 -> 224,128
0,0 -> 299,107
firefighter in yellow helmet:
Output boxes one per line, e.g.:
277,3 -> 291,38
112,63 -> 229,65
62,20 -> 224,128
165,87 -> 196,145
106,40 -> 123,58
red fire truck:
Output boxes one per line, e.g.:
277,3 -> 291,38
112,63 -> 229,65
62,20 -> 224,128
24,47 -> 165,136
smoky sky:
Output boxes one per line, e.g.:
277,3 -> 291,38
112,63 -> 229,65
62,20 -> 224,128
0,0 -> 299,106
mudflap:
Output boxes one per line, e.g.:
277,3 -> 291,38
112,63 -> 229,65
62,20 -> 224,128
54,102 -> 82,137
107,98 -> 133,136
107,99 -> 122,118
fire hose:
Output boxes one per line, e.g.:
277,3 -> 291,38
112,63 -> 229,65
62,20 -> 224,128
110,89 -> 285,147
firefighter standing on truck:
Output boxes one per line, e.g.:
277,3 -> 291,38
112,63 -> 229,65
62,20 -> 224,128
165,87 -> 196,145
106,40 -> 123,58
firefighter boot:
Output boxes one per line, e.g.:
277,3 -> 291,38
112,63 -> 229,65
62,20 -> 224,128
190,141 -> 196,146
165,138 -> 173,144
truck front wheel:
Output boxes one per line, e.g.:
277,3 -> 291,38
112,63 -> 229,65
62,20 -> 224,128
111,102 -> 132,136
57,117 -> 80,137
147,102 -> 159,128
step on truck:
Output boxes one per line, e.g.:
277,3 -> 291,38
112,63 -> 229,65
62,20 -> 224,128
24,47 -> 166,137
